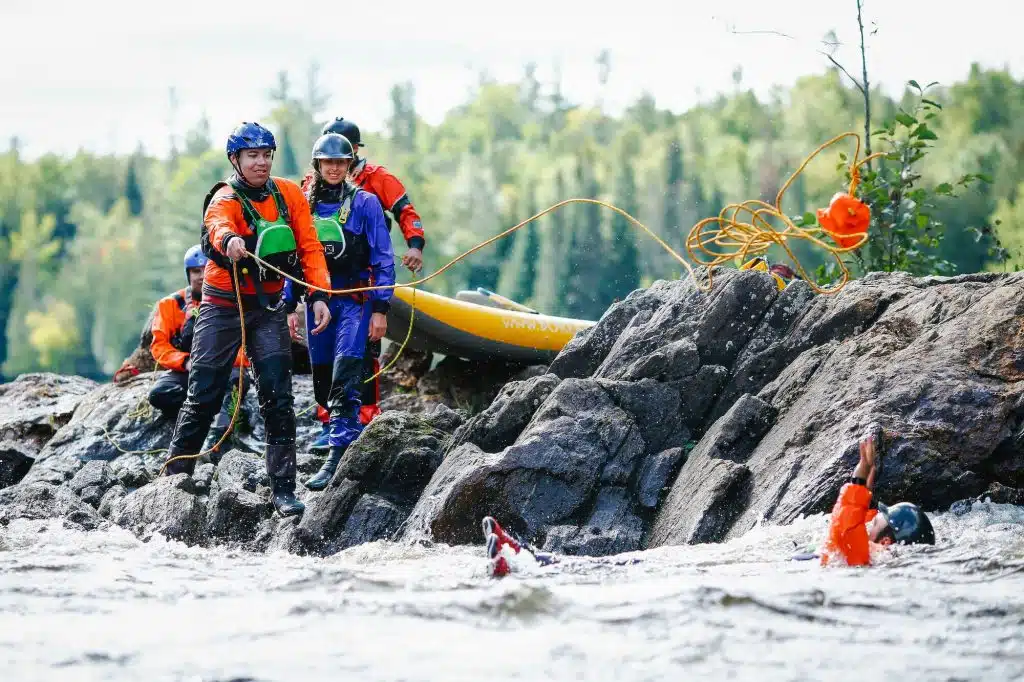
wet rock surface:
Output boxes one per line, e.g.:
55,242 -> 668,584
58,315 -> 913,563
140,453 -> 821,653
4,268 -> 1024,558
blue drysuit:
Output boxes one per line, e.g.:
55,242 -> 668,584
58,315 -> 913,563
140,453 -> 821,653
284,184 -> 395,448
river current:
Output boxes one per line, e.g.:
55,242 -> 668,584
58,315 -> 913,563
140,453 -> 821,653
2,500 -> 1023,681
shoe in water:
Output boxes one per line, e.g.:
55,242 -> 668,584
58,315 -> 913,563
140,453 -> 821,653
487,533 -> 511,577
481,516 -> 521,553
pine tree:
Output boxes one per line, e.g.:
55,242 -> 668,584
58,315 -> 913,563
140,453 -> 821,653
497,188 -> 538,303
660,135 -> 685,273
563,155 -> 607,320
602,160 -> 641,303
276,125 -> 301,179
124,153 -> 144,216
534,171 -> 569,314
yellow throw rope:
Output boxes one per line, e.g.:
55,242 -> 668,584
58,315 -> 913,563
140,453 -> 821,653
687,131 -> 884,294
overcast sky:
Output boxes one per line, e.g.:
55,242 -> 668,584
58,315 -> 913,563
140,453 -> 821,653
2,0 -> 1019,158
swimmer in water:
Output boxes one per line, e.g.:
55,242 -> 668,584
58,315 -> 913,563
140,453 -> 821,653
820,429 -> 935,566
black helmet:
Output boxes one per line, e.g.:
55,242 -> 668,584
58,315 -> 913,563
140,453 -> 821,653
321,117 -> 362,147
882,502 -> 935,545
312,133 -> 354,160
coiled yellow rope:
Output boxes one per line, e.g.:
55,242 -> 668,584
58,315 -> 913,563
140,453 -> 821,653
687,131 -> 884,294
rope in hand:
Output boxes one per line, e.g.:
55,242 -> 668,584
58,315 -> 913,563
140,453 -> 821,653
686,131 -> 884,294
154,130 -> 875,474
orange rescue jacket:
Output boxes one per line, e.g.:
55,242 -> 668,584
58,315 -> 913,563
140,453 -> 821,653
150,289 -> 249,372
821,482 -> 878,567
202,177 -> 330,300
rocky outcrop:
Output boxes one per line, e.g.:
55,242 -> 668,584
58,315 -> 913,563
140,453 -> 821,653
0,373 -> 97,459
5,268 -> 1024,558
401,268 -> 1024,555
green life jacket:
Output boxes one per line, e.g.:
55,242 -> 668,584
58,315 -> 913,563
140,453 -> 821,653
313,187 -> 352,264
199,177 -> 300,310
231,180 -> 299,281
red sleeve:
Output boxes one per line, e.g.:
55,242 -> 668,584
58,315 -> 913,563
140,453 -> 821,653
370,169 -> 425,247
823,483 -> 872,566
204,185 -> 245,256
150,298 -> 188,371
280,180 -> 330,294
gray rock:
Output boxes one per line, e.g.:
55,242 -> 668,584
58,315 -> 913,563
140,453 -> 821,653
543,487 -> 644,556
0,441 -> 35,489
449,373 -> 561,454
294,477 -> 361,554
335,411 -> 449,498
206,485 -> 270,542
68,460 -> 115,507
635,447 -> 688,509
331,494 -> 407,552
648,394 -> 775,546
0,481 -> 103,530
109,454 -> 154,489
98,484 -> 127,518
110,474 -> 206,544
33,377 -> 175,464
19,452 -> 84,486
192,463 -> 215,496
216,450 -> 268,493
0,373 -> 97,456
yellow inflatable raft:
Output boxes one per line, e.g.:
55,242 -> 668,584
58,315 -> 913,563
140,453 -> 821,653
385,287 -> 595,363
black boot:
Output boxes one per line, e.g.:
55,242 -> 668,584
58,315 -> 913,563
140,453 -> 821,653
271,477 -> 305,517
304,445 -> 345,491
203,426 -> 228,464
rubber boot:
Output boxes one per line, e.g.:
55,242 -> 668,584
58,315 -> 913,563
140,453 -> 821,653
309,423 -> 331,453
203,426 -> 228,464
304,445 -> 345,491
271,477 -> 305,517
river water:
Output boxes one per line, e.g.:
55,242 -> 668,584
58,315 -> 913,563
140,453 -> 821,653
2,501 -> 1023,682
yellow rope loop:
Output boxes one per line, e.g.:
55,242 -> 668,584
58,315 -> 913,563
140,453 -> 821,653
685,131 -> 884,295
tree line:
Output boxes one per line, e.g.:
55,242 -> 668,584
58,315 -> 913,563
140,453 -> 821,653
2,60 -> 1022,381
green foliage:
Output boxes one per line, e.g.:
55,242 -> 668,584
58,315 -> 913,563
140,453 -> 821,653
2,61 -> 1023,380
816,83 -> 1000,286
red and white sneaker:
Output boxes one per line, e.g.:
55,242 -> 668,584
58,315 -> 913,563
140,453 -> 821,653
486,533 -> 511,577
481,516 -> 521,553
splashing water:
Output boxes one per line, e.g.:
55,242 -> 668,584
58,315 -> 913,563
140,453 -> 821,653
2,502 -> 1023,681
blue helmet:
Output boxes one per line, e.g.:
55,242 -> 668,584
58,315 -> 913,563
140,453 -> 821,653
184,244 -> 208,284
226,122 -> 277,157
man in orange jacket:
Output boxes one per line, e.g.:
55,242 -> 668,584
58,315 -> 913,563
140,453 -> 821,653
160,122 -> 332,518
821,430 -> 935,566
300,117 -> 427,446
148,245 -> 251,460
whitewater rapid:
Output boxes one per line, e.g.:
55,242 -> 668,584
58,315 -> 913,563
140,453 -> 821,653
2,501 -> 1023,681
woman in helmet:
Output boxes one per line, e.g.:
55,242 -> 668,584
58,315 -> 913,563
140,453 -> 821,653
283,132 -> 395,490
821,430 -> 935,566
